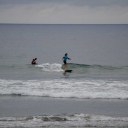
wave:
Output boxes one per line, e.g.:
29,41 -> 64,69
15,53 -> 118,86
1,63 -> 128,80
67,63 -> 128,72
1,63 -> 128,72
35,63 -> 128,79
0,79 -> 128,100
0,114 -> 128,127
36,63 -> 128,71
36,63 -> 63,72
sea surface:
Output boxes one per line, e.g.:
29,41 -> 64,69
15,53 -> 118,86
0,24 -> 128,127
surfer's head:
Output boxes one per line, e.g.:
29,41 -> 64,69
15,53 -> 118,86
65,53 -> 68,56
35,58 -> 37,60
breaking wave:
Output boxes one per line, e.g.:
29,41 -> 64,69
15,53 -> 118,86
0,79 -> 128,100
0,114 -> 128,128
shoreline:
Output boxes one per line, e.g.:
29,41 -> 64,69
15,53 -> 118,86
0,96 -> 128,117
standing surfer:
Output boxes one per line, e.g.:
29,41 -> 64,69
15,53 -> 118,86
62,53 -> 71,70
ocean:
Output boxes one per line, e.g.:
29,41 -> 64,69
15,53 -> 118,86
0,24 -> 128,127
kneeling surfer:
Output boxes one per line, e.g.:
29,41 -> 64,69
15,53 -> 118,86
31,58 -> 37,65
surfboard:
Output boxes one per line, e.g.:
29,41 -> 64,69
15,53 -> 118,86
65,70 -> 72,73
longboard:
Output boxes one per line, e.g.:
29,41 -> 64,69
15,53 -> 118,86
65,70 -> 72,73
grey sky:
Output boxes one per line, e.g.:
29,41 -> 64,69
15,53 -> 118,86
0,0 -> 128,24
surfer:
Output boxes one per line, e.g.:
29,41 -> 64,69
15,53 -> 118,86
31,58 -> 37,65
62,53 -> 71,70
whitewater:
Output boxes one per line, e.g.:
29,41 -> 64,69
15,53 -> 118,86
0,63 -> 128,100
0,114 -> 128,128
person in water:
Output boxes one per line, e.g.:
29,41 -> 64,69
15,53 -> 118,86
62,53 -> 71,70
31,58 -> 37,65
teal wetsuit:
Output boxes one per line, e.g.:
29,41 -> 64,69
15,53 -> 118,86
63,56 -> 69,64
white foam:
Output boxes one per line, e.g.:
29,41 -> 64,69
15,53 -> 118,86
0,79 -> 128,99
36,63 -> 63,72
0,114 -> 128,127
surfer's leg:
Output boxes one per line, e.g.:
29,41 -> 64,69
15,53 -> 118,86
62,60 -> 67,70
63,64 -> 67,70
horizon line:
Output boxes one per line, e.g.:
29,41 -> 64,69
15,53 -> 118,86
0,23 -> 128,25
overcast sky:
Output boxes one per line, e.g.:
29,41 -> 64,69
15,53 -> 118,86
0,0 -> 128,24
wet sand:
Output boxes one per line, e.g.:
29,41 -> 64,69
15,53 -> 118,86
0,96 -> 128,117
